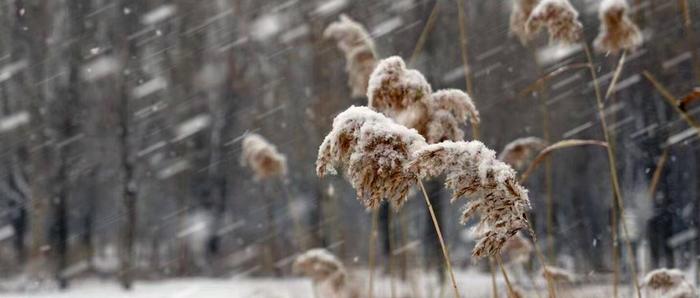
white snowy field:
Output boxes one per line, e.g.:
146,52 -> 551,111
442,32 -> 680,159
0,269 -> 639,298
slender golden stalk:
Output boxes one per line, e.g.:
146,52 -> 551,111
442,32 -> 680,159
527,222 -> 557,298
642,71 -> 700,137
408,1 -> 441,67
612,194 -> 619,298
418,180 -> 461,298
584,44 -> 642,298
496,255 -> 516,298
456,0 -> 479,139
648,148 -> 669,201
519,139 -> 609,183
368,209 -> 379,298
490,258 -> 499,298
605,51 -> 627,100
519,63 -> 591,97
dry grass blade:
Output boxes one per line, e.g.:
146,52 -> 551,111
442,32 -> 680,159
648,148 -> 668,201
605,51 -> 627,100
519,63 -> 590,97
642,71 -> 700,137
520,139 -> 608,183
408,2 -> 441,67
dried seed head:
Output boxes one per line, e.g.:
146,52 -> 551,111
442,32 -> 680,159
425,89 -> 480,143
594,0 -> 643,53
499,137 -> 546,170
510,0 -> 541,44
367,56 -> 432,120
241,133 -> 287,180
642,268 -> 698,297
541,266 -> 575,282
526,0 -> 583,44
324,14 -> 378,97
408,141 -> 531,258
316,106 -> 426,209
293,248 -> 347,291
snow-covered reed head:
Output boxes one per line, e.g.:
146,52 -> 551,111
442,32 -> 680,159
526,0 -> 583,44
642,268 -> 698,298
408,141 -> 531,258
293,248 -> 347,292
594,0 -> 643,53
316,106 -> 427,209
241,133 -> 287,180
425,89 -> 480,143
499,137 -> 546,170
541,266 -> 575,282
510,0 -> 541,44
324,14 -> 378,98
367,56 -> 432,119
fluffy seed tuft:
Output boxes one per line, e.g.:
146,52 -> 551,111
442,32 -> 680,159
241,133 -> 287,180
499,137 -> 546,170
526,0 -> 583,44
510,0 -> 541,44
408,141 -> 531,258
594,0 -> 643,53
642,268 -> 698,298
324,14 -> 378,97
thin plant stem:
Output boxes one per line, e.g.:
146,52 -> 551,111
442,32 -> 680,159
584,44 -> 642,298
605,51 -> 627,100
612,193 -> 619,298
456,0 -> 480,139
368,209 -> 379,298
648,148 -> 669,201
527,222 -> 557,298
489,257 -> 499,298
418,180 -> 461,298
496,255 -> 516,298
408,1 -> 441,67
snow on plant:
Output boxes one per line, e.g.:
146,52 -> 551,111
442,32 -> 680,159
316,106 -> 426,209
526,0 -> 583,44
293,248 -> 352,296
498,136 -> 546,170
367,56 -> 479,143
642,268 -> 698,298
324,14 -> 378,98
594,0 -> 643,53
241,133 -> 288,180
425,89 -> 480,143
408,140 -> 531,258
510,0 -> 540,44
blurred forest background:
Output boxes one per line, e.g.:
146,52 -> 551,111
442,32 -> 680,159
0,0 -> 698,293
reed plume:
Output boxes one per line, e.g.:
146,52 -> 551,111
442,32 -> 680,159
367,56 -> 432,132
499,136 -> 546,170
541,265 -> 575,283
594,0 -> 643,54
294,248 -> 357,297
642,268 -> 698,298
324,14 -> 378,98
425,89 -> 480,143
526,0 -> 583,44
502,232 -> 533,264
510,0 -> 540,44
316,106 -> 426,210
408,141 -> 531,258
367,57 -> 479,143
241,133 -> 287,180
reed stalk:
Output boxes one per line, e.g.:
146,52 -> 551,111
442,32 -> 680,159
418,180 -> 461,298
584,44 -> 642,298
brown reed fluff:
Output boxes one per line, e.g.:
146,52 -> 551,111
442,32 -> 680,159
541,266 -> 575,283
526,0 -> 583,44
642,268 -> 698,298
499,137 -> 546,170
241,133 -> 287,180
425,89 -> 480,143
293,248 -> 358,298
367,56 -> 432,129
594,0 -> 643,53
316,106 -> 427,209
324,14 -> 378,98
407,141 -> 531,258
510,0 -> 541,44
